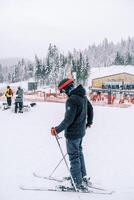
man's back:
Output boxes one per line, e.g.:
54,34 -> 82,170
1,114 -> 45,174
65,85 -> 93,139
15,89 -> 23,102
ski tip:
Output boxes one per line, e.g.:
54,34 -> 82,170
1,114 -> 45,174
19,185 -> 25,190
104,190 -> 115,195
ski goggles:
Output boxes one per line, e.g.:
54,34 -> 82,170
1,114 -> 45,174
60,89 -> 66,93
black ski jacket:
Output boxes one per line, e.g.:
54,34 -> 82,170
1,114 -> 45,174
55,85 -> 93,139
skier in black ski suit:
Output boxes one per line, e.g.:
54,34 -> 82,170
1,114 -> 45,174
51,78 -> 93,190
15,86 -> 24,113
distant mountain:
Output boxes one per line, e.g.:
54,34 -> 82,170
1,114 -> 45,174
0,57 -> 31,67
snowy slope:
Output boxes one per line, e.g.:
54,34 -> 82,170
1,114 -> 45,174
1,102 -> 134,200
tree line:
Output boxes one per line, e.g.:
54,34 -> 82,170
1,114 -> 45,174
0,37 -> 134,87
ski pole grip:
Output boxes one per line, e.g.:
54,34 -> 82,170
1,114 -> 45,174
56,135 -> 62,140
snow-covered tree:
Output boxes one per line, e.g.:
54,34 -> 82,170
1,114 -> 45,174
0,65 -> 4,83
125,52 -> 133,65
46,44 -> 60,86
114,52 -> 124,65
35,55 -> 43,82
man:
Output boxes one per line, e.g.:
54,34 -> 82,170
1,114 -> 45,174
5,85 -> 13,107
51,78 -> 93,191
15,86 -> 24,113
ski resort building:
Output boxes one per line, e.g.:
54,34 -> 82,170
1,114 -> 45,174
92,72 -> 134,89
90,66 -> 134,89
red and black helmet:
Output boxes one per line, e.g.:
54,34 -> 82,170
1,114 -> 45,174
58,78 -> 74,94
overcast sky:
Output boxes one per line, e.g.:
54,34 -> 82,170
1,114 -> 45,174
0,0 -> 134,59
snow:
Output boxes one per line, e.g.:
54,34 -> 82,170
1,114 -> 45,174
1,102 -> 134,200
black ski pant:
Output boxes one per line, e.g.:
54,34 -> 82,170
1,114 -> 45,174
7,97 -> 12,106
15,102 -> 23,113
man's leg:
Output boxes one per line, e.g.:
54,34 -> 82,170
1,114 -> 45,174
79,140 -> 92,186
15,102 -> 18,113
19,102 -> 23,112
7,97 -> 11,106
79,139 -> 87,178
66,138 -> 82,186
6,97 -> 8,106
9,97 -> 12,106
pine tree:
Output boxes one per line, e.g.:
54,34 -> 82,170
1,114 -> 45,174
83,56 -> 90,86
46,44 -> 60,86
75,52 -> 83,84
8,73 -> 12,83
78,53 -> 90,86
35,55 -> 42,82
46,44 -> 54,85
114,52 -> 124,65
14,65 -> 20,82
0,65 -> 3,83
27,63 -> 34,79
125,52 -> 132,65
41,63 -> 51,85
58,54 -> 67,81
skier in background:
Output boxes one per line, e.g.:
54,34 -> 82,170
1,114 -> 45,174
51,78 -> 93,191
15,86 -> 24,113
5,85 -> 13,107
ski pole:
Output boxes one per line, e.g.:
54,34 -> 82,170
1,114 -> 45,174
55,135 -> 78,192
49,153 -> 67,177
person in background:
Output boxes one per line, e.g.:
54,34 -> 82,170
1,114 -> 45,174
15,86 -> 24,113
5,85 -> 13,107
51,78 -> 93,191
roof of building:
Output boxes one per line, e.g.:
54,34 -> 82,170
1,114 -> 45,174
92,72 -> 134,81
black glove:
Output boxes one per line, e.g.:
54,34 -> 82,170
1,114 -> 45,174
86,123 -> 92,129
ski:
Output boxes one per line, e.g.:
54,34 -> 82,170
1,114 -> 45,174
33,172 -> 63,182
33,172 -> 110,192
20,185 -> 114,195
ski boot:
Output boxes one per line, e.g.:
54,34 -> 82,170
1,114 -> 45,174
76,183 -> 89,192
82,176 -> 92,187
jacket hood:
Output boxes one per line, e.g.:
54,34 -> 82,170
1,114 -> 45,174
70,84 -> 86,97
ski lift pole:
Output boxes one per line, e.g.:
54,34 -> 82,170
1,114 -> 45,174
55,135 -> 78,192
49,153 -> 67,177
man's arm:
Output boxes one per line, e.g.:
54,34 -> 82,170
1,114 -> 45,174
86,99 -> 93,127
55,98 -> 77,133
